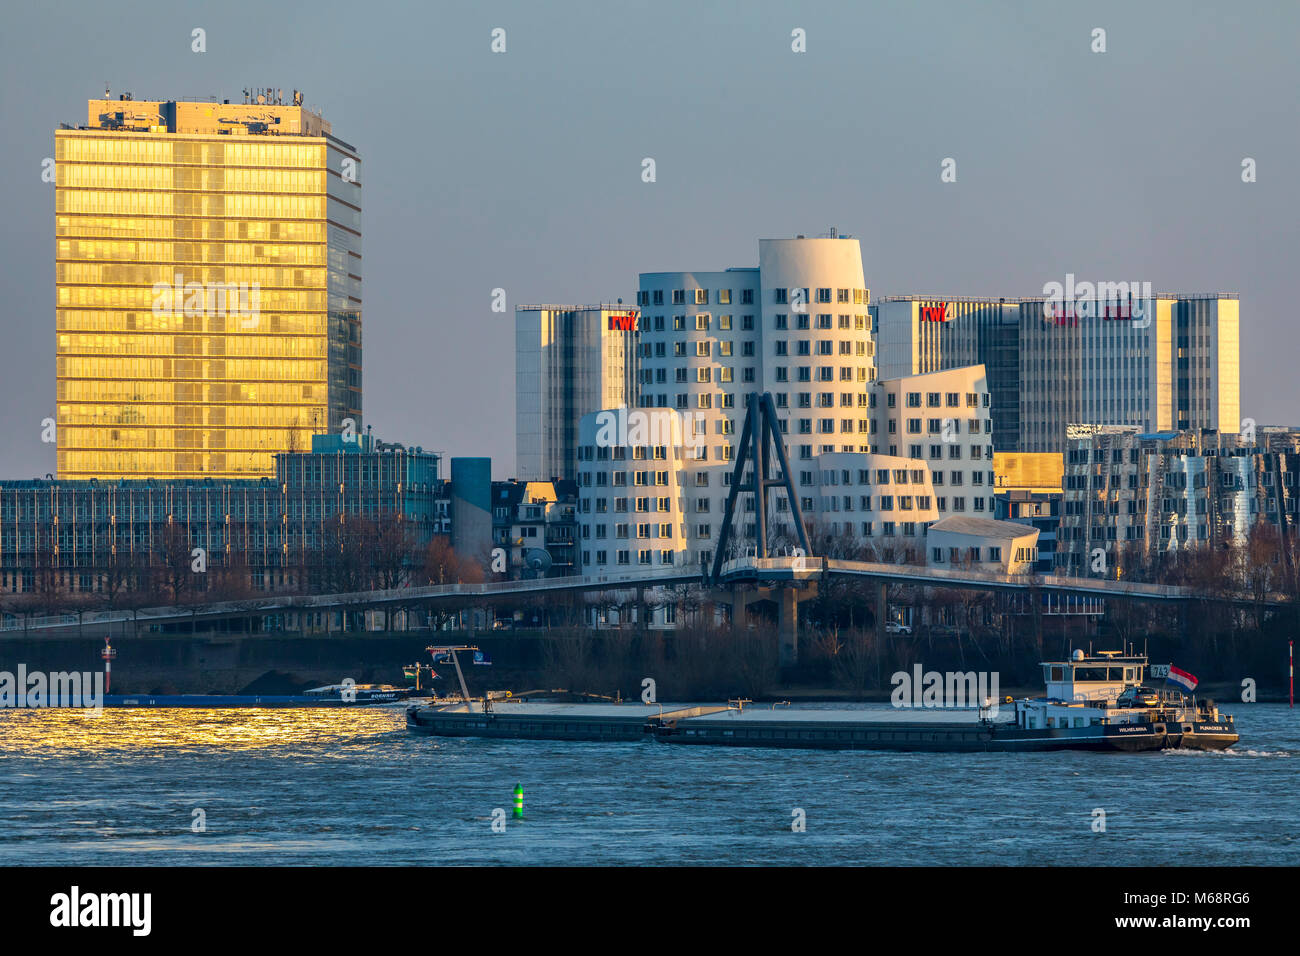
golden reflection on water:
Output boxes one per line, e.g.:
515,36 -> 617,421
0,706 -> 409,757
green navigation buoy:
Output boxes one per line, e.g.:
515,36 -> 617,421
513,783 -> 524,819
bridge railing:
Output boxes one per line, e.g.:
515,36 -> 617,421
6,565 -> 702,633
714,554 -> 1286,603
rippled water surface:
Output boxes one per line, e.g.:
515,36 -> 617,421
1,703 -> 1295,865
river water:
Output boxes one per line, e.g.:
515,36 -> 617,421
1,703 -> 1295,865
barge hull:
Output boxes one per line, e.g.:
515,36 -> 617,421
405,705 -> 1238,752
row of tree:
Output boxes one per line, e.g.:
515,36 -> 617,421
0,518 -> 488,621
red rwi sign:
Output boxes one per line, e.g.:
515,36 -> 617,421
607,312 -> 637,331
920,304 -> 951,322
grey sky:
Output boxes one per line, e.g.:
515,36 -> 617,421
1,0 -> 1295,479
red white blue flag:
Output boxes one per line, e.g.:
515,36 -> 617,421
1166,665 -> 1199,693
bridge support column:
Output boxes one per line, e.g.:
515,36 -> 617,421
731,586 -> 747,628
778,587 -> 798,666
876,581 -> 887,644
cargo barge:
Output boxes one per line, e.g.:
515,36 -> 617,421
404,650 -> 1238,753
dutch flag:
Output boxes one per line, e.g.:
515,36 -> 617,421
1166,665 -> 1199,693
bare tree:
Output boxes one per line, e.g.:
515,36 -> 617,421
157,523 -> 196,605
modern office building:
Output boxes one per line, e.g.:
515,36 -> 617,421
873,293 -> 1241,454
55,91 -> 361,481
873,296 -> 1020,452
1055,425 -> 1300,576
0,433 -> 441,598
515,304 -> 638,482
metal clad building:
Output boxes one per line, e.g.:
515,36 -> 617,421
515,304 -> 638,482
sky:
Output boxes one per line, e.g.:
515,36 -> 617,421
1,0 -> 1296,479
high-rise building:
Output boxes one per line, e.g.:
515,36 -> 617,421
873,293 -> 1241,454
873,297 -> 1020,451
515,304 -> 638,482
55,92 -> 361,480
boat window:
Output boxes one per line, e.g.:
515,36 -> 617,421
1074,666 -> 1112,682
1124,668 -> 1135,682
1049,666 -> 1065,682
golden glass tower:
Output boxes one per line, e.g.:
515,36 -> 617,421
55,92 -> 361,479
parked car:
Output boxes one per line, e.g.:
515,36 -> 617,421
1117,686 -> 1161,708
884,622 -> 913,636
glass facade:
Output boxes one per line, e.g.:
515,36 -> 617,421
54,99 -> 361,480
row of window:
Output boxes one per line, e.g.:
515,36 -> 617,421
819,495 -> 933,512
931,546 -> 1007,564
586,549 -> 678,565
889,391 -> 985,409
639,289 -> 754,306
637,287 -> 871,307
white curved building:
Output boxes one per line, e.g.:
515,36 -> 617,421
576,406 -> 691,571
627,234 -> 876,568
804,452 -> 940,562
574,233 -> 994,578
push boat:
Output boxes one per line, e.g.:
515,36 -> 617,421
996,649 -> 1237,752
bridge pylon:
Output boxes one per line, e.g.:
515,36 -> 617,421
710,391 -> 813,584
710,392 -> 814,666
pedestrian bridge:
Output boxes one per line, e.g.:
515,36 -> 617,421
3,554 -> 1285,638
